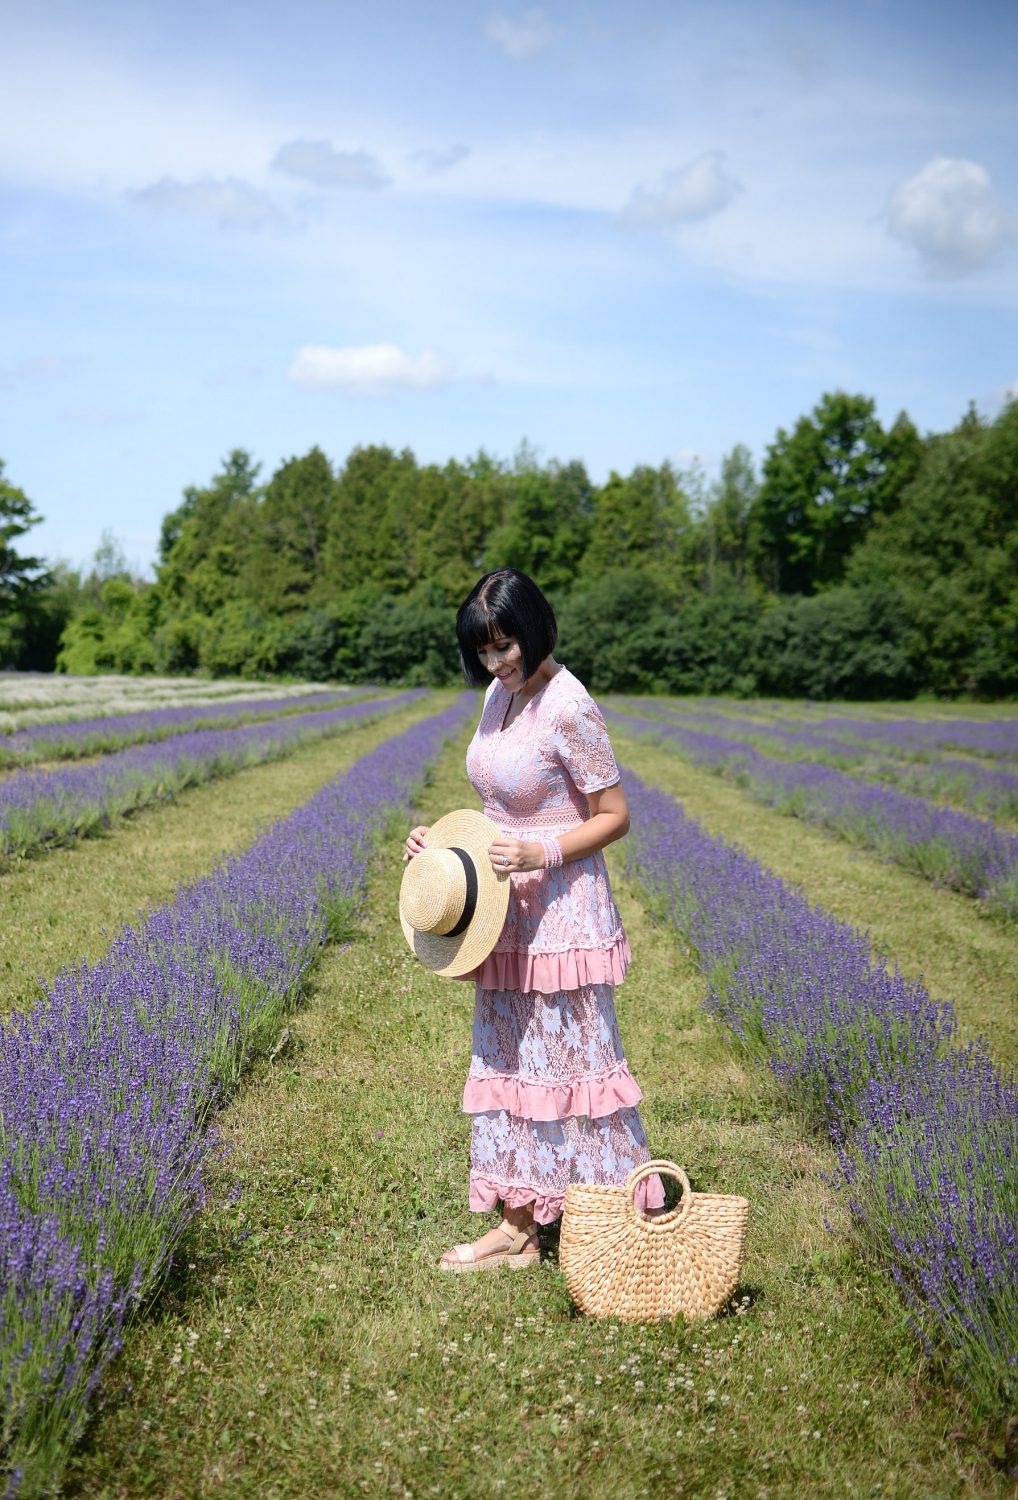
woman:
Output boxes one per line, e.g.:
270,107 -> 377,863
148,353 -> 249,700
404,568 -> 664,1270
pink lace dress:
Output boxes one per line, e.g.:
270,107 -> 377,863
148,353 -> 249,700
462,665 -> 664,1224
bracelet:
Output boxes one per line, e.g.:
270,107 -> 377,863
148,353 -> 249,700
538,836 -> 563,870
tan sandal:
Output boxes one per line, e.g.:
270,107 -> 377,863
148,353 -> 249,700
439,1220 -> 540,1274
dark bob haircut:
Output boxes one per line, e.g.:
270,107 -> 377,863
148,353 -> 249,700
456,569 -> 558,688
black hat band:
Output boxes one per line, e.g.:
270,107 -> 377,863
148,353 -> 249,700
445,847 -> 478,938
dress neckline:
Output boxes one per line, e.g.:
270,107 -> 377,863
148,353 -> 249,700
497,665 -> 566,733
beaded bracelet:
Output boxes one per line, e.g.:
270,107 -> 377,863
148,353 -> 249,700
538,835 -> 563,869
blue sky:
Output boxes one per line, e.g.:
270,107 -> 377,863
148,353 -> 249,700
2,0 -> 1016,574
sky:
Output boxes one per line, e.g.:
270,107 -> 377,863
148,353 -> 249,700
2,0 -> 1017,575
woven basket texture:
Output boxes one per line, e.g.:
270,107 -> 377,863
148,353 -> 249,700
559,1160 -> 749,1321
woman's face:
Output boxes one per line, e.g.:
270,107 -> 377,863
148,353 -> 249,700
477,634 -> 525,691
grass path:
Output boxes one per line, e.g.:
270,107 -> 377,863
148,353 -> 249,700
0,694 -> 451,1018
612,731 -> 1018,1065
65,730 -> 1004,1498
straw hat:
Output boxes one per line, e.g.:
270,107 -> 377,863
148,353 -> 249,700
399,809 -> 510,978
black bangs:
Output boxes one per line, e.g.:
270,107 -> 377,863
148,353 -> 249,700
457,594 -> 511,659
455,568 -> 558,687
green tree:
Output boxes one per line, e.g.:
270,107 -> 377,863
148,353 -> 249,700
0,460 -> 46,666
754,586 -> 914,699
17,563 -> 85,671
57,576 -> 158,674
749,393 -> 921,593
355,588 -> 460,686
846,400 -> 1018,695
702,444 -> 757,589
321,445 -> 418,597
241,447 -> 333,614
157,449 -> 262,615
581,462 -> 696,597
486,446 -> 594,593
557,570 -> 675,693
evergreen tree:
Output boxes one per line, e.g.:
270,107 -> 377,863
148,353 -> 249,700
242,447 -> 334,613
157,449 -> 262,618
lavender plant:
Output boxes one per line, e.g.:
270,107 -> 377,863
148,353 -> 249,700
0,694 -> 474,1495
607,709 -> 1018,914
0,689 -> 373,769
0,692 -> 422,865
681,699 -> 1018,763
622,700 -> 1018,820
869,755 -> 1018,823
622,768 -> 1018,1419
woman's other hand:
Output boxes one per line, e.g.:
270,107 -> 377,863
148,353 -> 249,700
488,838 -> 543,873
404,825 -> 430,862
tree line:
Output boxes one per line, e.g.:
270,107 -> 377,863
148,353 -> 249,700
2,391 -> 1017,698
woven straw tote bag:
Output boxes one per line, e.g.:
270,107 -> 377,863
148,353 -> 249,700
559,1160 -> 749,1321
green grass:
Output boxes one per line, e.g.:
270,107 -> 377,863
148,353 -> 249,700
62,731 -> 1010,1499
611,731 -> 1018,1066
0,694 -> 450,1019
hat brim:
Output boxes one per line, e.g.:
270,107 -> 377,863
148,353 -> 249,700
399,809 -> 511,978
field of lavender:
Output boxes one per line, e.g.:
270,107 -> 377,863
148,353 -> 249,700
0,673 -> 337,735
0,693 -> 473,1495
0,691 -> 421,863
0,687 -> 374,768
607,702 -> 1018,918
622,766 -> 1017,1417
0,685 -> 1015,1495
631,699 -> 1018,819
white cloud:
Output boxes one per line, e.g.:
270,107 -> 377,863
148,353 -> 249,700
272,140 -> 389,189
885,157 -> 1015,276
287,343 -> 453,395
0,355 -> 79,388
128,177 -> 287,231
410,144 -> 471,174
620,151 -> 742,229
485,8 -> 553,60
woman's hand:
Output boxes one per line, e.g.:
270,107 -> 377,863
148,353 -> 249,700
403,825 -> 430,862
488,838 -> 543,873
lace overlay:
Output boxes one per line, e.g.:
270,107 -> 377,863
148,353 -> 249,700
469,1107 -> 658,1222
465,670 -> 628,980
470,981 -> 624,1083
457,667 -> 663,1223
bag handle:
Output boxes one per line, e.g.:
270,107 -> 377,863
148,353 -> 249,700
626,1159 -> 692,1230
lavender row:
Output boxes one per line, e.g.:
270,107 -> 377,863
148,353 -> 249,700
815,711 -> 1018,762
624,700 -> 1018,823
0,688 -> 372,769
0,692 -> 423,863
673,698 -> 1018,763
612,699 -> 871,768
621,767 -> 1017,1417
607,709 -> 1018,917
0,693 -> 474,1496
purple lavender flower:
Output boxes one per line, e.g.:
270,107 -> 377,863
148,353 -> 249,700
0,689 -> 376,769
622,765 -> 1017,1416
607,708 -> 1018,909
0,692 -> 475,1493
0,691 -> 424,864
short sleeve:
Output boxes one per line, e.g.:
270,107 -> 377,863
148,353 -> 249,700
550,694 -> 621,794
